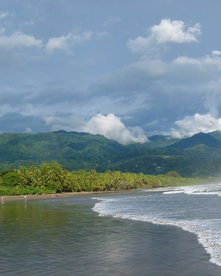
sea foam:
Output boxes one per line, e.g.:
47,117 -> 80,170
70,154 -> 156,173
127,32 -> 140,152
92,186 -> 221,267
161,183 -> 221,197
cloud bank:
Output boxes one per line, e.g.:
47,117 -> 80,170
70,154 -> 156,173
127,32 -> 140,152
1,9 -> 221,140
128,19 -> 201,55
170,113 -> 221,138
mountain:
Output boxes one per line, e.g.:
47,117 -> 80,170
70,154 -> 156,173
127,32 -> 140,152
146,135 -> 178,148
209,131 -> 221,142
168,132 -> 221,150
0,131 -> 125,171
1,130 -> 221,177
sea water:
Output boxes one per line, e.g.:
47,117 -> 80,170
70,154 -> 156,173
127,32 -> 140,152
1,185 -> 221,275
93,183 -> 221,268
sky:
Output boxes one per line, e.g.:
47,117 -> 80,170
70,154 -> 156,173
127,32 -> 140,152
1,0 -> 221,143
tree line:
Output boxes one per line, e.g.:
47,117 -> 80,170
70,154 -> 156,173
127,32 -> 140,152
0,161 -> 200,196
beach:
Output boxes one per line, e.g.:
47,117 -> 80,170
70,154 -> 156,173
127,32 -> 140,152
0,190 -> 115,203
1,187 -> 221,275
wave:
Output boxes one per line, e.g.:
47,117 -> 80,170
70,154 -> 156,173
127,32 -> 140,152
92,191 -> 221,267
163,190 -> 184,194
161,183 -> 221,197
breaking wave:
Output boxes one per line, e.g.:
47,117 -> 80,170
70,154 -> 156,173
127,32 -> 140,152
92,184 -> 221,267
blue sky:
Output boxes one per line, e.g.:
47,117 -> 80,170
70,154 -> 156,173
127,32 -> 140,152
1,0 -> 221,143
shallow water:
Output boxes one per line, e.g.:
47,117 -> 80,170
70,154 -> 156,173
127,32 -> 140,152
1,188 -> 221,275
93,183 -> 221,268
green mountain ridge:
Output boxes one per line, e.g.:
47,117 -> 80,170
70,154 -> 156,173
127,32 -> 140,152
168,132 -> 221,150
1,130 -> 221,177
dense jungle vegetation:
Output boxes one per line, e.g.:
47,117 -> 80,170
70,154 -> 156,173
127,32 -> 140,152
0,162 -> 198,196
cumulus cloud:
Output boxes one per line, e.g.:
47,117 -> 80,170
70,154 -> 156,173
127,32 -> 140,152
170,113 -> 221,138
128,18 -> 201,55
151,19 -> 201,44
82,113 -> 148,144
46,31 -> 93,52
0,30 -> 42,49
45,113 -> 148,144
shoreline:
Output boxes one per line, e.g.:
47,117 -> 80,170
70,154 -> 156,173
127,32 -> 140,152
0,181 -> 215,203
1,186 -> 221,275
0,190 -> 125,203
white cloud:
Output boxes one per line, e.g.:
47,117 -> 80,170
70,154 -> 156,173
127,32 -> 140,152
44,113 -> 148,144
82,113 -> 148,144
0,12 -> 10,20
151,19 -> 201,44
212,50 -> 221,56
128,18 -> 201,55
170,113 -> 221,138
0,30 -> 42,49
174,52 -> 221,69
46,35 -> 70,52
46,31 -> 93,52
0,28 -> 93,52
128,35 -> 153,55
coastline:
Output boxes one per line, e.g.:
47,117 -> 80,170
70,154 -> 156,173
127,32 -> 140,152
0,182 -> 212,203
0,190 -> 122,203
1,186 -> 221,275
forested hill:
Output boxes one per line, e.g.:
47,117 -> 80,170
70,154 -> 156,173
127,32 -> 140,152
1,130 -> 221,177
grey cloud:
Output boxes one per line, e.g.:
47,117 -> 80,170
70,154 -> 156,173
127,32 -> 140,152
1,3 -> 221,137
169,113 -> 221,138
1,48 -> 219,135
0,12 -> 11,20
86,52 -> 219,133
0,113 -> 49,133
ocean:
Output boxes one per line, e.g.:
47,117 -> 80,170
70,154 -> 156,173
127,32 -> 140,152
1,184 -> 221,275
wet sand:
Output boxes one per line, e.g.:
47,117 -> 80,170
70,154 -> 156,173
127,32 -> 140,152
0,190 -> 118,203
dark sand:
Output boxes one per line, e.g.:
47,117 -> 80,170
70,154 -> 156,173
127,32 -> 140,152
0,190 -> 117,203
